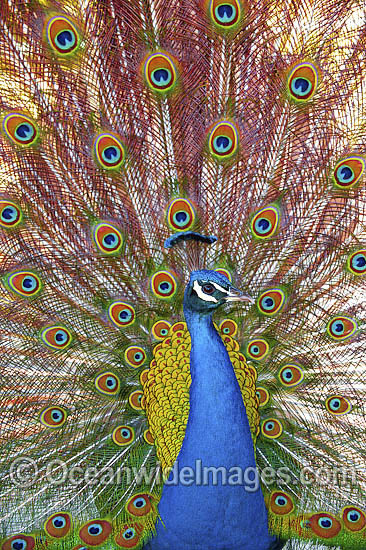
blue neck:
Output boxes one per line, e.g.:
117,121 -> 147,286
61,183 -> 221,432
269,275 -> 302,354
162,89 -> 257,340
148,307 -> 275,550
180,307 -> 256,466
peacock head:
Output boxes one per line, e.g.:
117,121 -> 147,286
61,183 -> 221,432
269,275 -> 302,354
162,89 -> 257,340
184,269 -> 254,315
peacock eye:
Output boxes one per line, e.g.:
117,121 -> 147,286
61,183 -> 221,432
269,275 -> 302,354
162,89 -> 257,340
3,113 -> 38,146
93,133 -> 126,170
144,52 -> 178,93
207,120 -> 239,160
202,283 -> 215,294
333,157 -> 365,189
79,520 -> 112,546
112,425 -> 135,446
45,15 -> 80,56
287,62 -> 318,102
209,0 -> 241,30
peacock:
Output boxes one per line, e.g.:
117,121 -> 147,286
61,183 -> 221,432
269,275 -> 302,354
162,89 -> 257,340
0,0 -> 365,549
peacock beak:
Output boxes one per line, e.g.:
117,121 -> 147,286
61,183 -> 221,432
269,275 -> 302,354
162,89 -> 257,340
224,287 -> 255,304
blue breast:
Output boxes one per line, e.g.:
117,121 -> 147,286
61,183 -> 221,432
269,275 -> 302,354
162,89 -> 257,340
147,310 -> 276,550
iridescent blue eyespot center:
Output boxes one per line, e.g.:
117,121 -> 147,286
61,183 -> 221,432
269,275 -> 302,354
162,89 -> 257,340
106,377 -> 117,388
53,516 -> 66,528
266,422 -> 274,430
15,123 -> 34,141
348,511 -> 360,522
264,298 -> 274,309
353,254 -> 366,268
159,282 -> 172,294
88,524 -> 102,535
123,528 -> 136,540
275,496 -> 287,506
319,518 -> 332,529
102,146 -> 121,163
103,233 -> 117,247
330,398 -> 340,410
291,77 -> 311,95
337,165 -> 354,182
122,429 -> 130,438
119,309 -> 132,321
334,322 -> 344,333
214,135 -> 231,152
152,68 -> 170,86
55,330 -> 67,343
11,540 -> 25,550
2,206 -> 17,221
161,329 -> 168,335
22,277 -> 36,290
255,218 -> 271,233
134,497 -> 146,508
56,30 -> 76,49
52,411 -> 62,420
215,4 -> 235,22
134,352 -> 143,362
173,211 -> 188,226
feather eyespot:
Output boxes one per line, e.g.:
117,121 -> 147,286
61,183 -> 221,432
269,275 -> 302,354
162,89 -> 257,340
0,200 -> 22,228
208,121 -> 239,160
112,426 -> 135,446
309,513 -> 341,539
219,319 -> 238,336
257,289 -> 286,316
2,113 -> 38,146
115,523 -> 144,548
144,430 -> 154,445
209,0 -> 241,29
94,372 -> 120,396
333,157 -> 365,189
251,206 -> 280,239
45,15 -> 80,55
326,316 -> 357,341
152,320 -> 171,340
108,302 -> 135,328
93,222 -> 123,255
79,520 -> 112,546
144,52 -> 178,92
129,390 -> 144,410
167,198 -> 195,231
215,268 -> 232,282
287,62 -> 318,102
6,271 -> 42,297
269,491 -> 294,515
246,338 -> 270,360
41,326 -> 72,350
2,535 -> 35,550
256,387 -> 270,407
124,346 -> 146,368
278,364 -> 304,387
40,406 -> 68,428
126,494 -> 153,517
325,395 -> 352,415
151,271 -> 178,299
347,250 -> 366,276
93,133 -> 126,170
342,506 -> 366,532
261,418 -> 283,438
44,513 -> 72,538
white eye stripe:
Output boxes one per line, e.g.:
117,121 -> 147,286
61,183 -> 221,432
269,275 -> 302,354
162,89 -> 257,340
201,280 -> 230,294
193,280 -> 218,303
